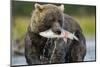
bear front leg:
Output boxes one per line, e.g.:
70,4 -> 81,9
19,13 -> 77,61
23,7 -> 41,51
67,31 -> 86,62
25,34 -> 41,65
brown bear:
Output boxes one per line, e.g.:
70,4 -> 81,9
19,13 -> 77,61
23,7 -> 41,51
25,3 -> 86,65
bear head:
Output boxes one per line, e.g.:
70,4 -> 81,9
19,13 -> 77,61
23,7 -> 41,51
30,3 -> 64,35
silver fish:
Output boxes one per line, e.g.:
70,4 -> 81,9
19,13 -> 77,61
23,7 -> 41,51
39,29 -> 79,42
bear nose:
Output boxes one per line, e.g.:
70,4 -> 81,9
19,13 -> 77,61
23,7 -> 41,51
52,22 -> 62,35
54,29 -> 61,35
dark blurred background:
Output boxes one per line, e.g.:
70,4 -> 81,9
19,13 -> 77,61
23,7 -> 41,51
11,1 -> 96,66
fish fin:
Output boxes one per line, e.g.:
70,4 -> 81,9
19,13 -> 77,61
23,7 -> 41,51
72,33 -> 79,41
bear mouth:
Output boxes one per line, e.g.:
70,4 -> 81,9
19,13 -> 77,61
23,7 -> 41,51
39,29 -> 79,43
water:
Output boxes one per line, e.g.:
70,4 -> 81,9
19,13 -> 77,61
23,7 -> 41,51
12,56 -> 27,66
84,39 -> 96,61
11,38 -> 96,66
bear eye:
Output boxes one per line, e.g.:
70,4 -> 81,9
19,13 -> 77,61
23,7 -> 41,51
58,19 -> 62,23
49,18 -> 55,22
58,19 -> 63,27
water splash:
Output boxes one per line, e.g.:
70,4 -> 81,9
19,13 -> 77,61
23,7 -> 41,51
49,40 -> 57,63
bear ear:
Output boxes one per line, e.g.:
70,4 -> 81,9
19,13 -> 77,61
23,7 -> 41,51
34,3 -> 43,10
58,4 -> 64,12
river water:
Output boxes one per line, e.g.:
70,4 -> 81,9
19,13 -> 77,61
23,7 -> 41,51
11,38 -> 96,66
